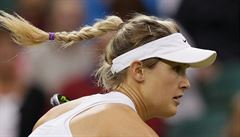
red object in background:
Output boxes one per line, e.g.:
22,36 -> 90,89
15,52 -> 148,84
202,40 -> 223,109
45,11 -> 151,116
146,118 -> 167,136
61,76 -> 102,100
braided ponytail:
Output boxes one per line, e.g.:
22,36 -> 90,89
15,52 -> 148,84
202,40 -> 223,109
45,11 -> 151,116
55,16 -> 123,46
0,11 -> 123,46
0,11 -> 49,46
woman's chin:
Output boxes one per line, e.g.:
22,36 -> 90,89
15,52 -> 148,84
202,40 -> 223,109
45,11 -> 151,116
157,107 -> 177,118
165,110 -> 177,117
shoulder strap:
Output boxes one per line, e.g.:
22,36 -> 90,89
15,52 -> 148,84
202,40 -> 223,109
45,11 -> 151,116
65,92 -> 136,122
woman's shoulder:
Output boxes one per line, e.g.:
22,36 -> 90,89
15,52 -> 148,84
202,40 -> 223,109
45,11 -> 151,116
70,103 -> 158,137
102,104 -> 159,137
32,96 -> 86,130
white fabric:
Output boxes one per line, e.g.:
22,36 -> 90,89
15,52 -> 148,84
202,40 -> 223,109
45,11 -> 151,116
28,92 -> 136,137
0,94 -> 20,137
111,33 -> 217,73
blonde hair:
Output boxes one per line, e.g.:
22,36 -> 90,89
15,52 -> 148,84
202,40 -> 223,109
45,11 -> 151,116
96,14 -> 180,91
0,11 -> 180,91
0,11 -> 123,46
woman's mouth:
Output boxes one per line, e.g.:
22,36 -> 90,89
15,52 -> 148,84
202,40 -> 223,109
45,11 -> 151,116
173,95 -> 183,106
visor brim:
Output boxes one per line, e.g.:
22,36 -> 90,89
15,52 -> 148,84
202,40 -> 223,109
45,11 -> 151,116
158,47 -> 217,68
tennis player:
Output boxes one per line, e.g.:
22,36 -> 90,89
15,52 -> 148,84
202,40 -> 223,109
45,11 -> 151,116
0,11 -> 216,137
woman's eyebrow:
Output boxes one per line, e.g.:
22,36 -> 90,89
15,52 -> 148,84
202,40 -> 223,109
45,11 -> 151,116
173,63 -> 190,69
172,63 -> 188,67
184,64 -> 190,68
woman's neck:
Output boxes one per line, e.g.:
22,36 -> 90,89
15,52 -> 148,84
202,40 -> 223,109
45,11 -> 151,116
116,84 -> 151,121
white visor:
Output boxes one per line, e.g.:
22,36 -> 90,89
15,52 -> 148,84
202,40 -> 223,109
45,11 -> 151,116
111,33 -> 217,73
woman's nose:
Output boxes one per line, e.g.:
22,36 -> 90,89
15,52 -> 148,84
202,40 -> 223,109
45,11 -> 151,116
179,76 -> 190,89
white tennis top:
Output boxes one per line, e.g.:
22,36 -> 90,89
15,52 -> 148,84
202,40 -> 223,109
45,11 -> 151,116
28,92 -> 136,137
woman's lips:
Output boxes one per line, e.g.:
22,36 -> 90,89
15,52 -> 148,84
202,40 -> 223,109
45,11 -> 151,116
173,95 -> 183,106
173,98 -> 180,105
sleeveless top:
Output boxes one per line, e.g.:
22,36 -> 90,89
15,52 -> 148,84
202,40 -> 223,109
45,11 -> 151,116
28,92 -> 136,137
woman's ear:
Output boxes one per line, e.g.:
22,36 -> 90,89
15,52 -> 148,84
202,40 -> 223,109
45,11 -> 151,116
129,61 -> 145,82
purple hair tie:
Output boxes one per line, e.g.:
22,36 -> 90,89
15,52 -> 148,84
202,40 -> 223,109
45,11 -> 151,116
49,32 -> 55,40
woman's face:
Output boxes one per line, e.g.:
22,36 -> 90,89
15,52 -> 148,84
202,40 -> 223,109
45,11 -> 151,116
142,60 -> 190,118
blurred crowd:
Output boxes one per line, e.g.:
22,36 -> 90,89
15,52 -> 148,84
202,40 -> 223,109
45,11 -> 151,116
0,0 -> 239,137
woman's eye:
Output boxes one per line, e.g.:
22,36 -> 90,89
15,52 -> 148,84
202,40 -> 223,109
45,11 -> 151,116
173,66 -> 181,72
172,65 -> 186,75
